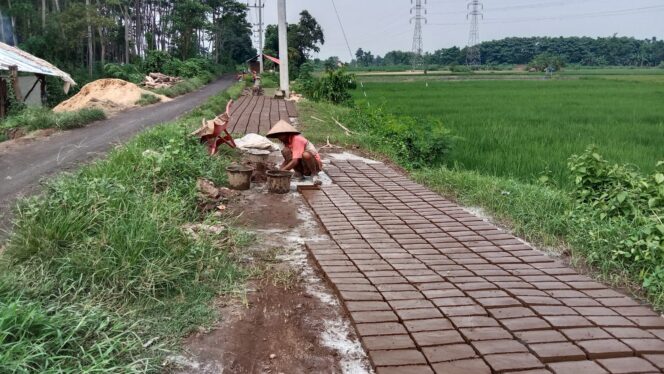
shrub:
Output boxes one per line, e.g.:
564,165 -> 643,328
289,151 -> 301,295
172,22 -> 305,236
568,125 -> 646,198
298,68 -> 357,105
103,63 -> 144,83
450,64 -> 472,73
568,147 -> 664,297
340,106 -> 454,169
659,61 -> 664,69
528,53 -> 566,72
143,50 -> 174,73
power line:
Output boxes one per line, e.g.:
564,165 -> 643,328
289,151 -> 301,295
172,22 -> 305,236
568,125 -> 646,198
330,0 -> 355,62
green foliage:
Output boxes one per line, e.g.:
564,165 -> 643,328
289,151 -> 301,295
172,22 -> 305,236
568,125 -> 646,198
659,62 -> 664,69
449,64 -> 472,73
103,63 -> 144,83
567,148 -> 664,296
153,72 -> 214,98
264,10 -> 324,74
260,72 -> 279,89
529,53 -> 566,72
341,107 -> 454,169
137,93 -> 161,106
1,107 -> 106,132
1,83 -> 247,371
143,50 -> 174,73
298,68 -> 357,105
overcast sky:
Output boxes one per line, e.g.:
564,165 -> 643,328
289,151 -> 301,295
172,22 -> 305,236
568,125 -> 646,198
252,0 -> 664,61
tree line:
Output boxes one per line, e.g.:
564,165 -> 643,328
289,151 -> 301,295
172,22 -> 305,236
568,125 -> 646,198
0,0 -> 256,75
353,36 -> 664,67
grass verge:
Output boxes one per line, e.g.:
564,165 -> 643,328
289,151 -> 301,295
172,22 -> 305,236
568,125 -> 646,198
298,99 -> 664,310
137,93 -> 161,106
0,82 -> 248,372
152,72 -> 217,98
1,107 -> 106,137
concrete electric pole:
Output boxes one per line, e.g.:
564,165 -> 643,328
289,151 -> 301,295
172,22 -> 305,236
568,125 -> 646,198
248,0 -> 265,74
277,0 -> 290,97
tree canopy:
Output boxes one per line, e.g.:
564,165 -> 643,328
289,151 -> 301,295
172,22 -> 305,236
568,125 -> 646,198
264,10 -> 324,76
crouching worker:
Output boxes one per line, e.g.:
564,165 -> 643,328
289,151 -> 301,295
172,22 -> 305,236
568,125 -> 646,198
266,120 -> 323,185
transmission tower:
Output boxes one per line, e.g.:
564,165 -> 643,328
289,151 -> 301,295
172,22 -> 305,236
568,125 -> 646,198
247,0 -> 265,73
466,0 -> 483,67
410,0 -> 427,70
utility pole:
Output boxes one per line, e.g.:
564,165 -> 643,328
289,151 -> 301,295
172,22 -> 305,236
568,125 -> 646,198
277,0 -> 289,97
247,0 -> 265,73
410,0 -> 427,70
466,0 -> 483,67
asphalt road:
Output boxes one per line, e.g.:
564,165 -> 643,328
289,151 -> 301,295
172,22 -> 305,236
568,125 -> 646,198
0,76 -> 236,240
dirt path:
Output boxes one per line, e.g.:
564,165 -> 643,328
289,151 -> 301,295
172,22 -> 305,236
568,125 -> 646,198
0,76 -> 236,239
299,157 -> 664,374
175,184 -> 372,374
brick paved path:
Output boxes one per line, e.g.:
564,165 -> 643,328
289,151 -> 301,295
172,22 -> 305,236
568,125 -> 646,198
227,95 -> 297,135
301,159 -> 664,374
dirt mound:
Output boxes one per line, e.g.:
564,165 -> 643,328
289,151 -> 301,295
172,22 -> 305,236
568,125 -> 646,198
54,78 -> 170,115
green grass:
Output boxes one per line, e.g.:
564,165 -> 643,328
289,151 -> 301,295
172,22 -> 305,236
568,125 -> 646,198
152,72 -> 215,98
353,78 -> 664,187
0,82 -> 248,372
1,107 -> 106,135
136,93 -> 161,106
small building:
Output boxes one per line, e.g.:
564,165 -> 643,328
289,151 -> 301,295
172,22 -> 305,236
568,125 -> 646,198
0,42 -> 76,117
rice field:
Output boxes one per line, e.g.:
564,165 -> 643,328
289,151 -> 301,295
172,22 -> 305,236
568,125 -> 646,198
353,76 -> 664,186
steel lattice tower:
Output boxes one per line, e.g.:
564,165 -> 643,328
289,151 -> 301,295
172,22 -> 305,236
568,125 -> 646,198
410,0 -> 427,69
466,0 -> 483,67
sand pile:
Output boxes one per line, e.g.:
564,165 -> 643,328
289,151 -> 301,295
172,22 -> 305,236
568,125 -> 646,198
54,78 -> 170,115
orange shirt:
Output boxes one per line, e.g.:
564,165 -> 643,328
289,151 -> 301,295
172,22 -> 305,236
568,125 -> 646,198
287,135 -> 321,162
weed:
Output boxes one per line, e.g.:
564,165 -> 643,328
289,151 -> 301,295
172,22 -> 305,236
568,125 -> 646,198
1,107 -> 106,133
137,93 -> 161,106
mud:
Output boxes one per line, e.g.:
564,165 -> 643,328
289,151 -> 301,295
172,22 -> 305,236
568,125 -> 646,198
178,189 -> 371,374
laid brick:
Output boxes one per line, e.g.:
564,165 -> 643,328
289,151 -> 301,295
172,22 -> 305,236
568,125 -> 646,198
377,283 -> 418,292
562,298 -> 602,307
450,316 -> 500,328
412,330 -> 465,347
370,349 -> 428,366
381,291 -> 425,300
363,335 -> 416,350
604,327 -> 654,339
404,318 -> 453,333
336,283 -> 377,292
548,360 -> 608,374
626,316 -> 664,328
642,354 -> 664,370
438,305 -> 488,317
529,342 -> 586,363
489,307 -> 536,319
346,301 -> 391,312
596,357 -> 658,374
431,358 -> 491,374
340,291 -> 384,301
501,317 -> 551,331
532,305 -> 578,316
577,339 -> 633,359
621,338 -> 664,354
503,370 -> 552,374
598,297 -> 641,307
422,343 -> 477,363
356,322 -> 407,336
573,307 -> 618,316
561,327 -> 612,341
376,365 -> 434,374
430,297 -> 475,307
460,327 -> 513,341
389,299 -> 435,310
396,308 -> 444,321
542,315 -> 593,329
587,316 -> 636,328
350,311 -> 399,323
515,330 -> 568,344
472,339 -> 528,355
476,297 -> 522,308
612,306 -> 658,317
483,353 -> 545,372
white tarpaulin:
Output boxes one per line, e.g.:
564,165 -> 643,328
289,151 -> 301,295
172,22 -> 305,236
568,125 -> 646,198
0,42 -> 76,93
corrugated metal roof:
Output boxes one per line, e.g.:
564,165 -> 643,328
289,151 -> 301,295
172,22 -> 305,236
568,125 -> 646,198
0,42 -> 76,92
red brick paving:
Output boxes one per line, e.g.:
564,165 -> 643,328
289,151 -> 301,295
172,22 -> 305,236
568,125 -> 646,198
227,95 -> 297,135
301,159 -> 664,373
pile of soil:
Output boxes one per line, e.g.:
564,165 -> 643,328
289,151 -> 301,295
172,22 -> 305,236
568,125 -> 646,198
54,78 -> 170,115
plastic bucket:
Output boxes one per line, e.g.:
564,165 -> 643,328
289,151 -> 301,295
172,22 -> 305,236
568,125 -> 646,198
266,170 -> 292,194
226,165 -> 254,190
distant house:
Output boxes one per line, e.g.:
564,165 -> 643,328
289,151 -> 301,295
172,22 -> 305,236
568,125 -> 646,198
0,42 -> 75,117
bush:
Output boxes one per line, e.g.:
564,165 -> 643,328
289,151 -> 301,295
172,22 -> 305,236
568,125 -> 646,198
298,68 -> 357,105
1,107 -> 106,132
568,147 -> 664,298
103,63 -> 144,83
341,106 -> 454,169
659,61 -> 664,69
529,53 -> 566,72
143,50 -> 173,73
449,64 -> 472,73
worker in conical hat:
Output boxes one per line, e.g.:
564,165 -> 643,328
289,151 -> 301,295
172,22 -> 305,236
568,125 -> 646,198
267,120 -> 323,185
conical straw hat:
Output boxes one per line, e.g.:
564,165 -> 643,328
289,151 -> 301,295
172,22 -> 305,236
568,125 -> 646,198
266,120 -> 300,138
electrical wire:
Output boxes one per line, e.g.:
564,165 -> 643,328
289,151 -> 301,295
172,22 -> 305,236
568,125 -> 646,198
330,0 -> 355,62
